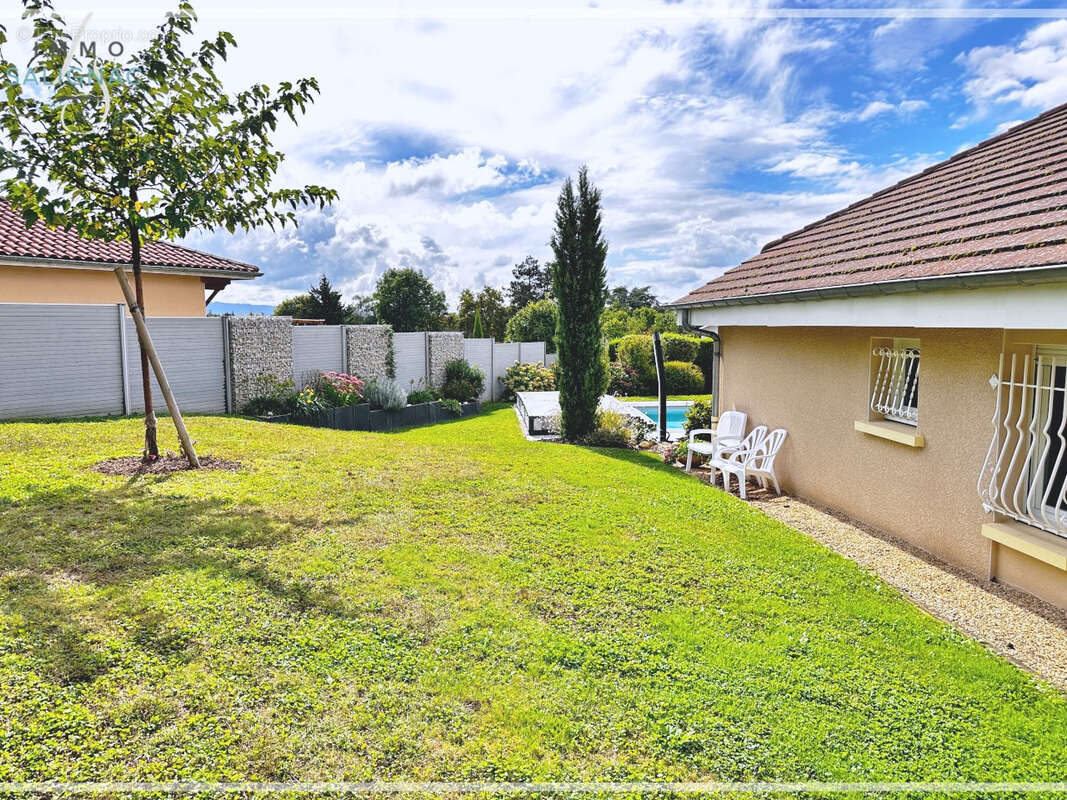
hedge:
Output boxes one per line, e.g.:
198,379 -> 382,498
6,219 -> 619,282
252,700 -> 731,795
664,361 -> 704,394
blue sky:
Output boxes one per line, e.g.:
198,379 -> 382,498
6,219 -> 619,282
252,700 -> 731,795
12,2 -> 1067,308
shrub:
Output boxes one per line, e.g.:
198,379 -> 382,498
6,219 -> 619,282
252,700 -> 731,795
661,333 -> 700,363
683,398 -> 714,435
606,337 -> 624,361
664,361 -> 704,394
664,439 -> 702,467
406,382 -> 438,405
616,335 -> 655,390
695,337 -> 715,392
241,375 -> 296,416
440,358 -> 485,402
606,361 -> 641,396
502,361 -> 555,399
438,398 -> 462,415
319,371 -> 365,407
579,410 -> 636,449
365,378 -> 407,411
293,385 -> 329,418
505,299 -> 558,353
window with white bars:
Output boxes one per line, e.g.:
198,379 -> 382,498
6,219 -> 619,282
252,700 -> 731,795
870,339 -> 920,426
979,347 -> 1067,538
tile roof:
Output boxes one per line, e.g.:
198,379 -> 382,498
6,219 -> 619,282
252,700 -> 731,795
0,200 -> 260,277
673,102 -> 1067,307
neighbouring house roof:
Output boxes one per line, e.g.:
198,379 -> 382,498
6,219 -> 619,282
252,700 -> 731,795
673,102 -> 1067,308
0,200 -> 261,278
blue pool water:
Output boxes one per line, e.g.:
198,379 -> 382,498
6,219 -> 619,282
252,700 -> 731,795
632,404 -> 689,429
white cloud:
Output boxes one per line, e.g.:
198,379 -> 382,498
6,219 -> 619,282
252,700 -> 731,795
959,20 -> 1067,111
857,98 -> 928,121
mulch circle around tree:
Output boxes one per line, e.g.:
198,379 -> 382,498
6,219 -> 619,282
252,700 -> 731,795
92,455 -> 242,476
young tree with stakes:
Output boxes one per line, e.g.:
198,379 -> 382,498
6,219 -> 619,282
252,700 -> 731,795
0,1 -> 336,462
551,166 -> 607,441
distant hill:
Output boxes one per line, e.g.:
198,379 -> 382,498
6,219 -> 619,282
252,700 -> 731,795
207,301 -> 276,316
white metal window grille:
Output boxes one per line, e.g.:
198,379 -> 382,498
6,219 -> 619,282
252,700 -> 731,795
978,350 -> 1067,539
870,343 -> 920,425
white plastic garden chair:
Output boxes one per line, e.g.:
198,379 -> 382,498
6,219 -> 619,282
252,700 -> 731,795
685,410 -> 748,473
710,426 -> 788,499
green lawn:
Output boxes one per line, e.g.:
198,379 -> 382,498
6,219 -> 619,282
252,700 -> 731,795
0,408 -> 1065,784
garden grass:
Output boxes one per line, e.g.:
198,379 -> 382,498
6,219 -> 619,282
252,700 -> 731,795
0,408 -> 1065,785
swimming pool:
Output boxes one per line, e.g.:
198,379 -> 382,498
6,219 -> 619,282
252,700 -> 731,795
628,401 -> 692,437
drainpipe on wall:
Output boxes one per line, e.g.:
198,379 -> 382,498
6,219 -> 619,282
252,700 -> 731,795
680,308 -> 720,418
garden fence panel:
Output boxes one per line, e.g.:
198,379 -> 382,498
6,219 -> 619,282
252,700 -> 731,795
0,303 -> 125,419
124,317 -> 227,414
492,342 -> 520,400
292,326 -> 345,387
392,332 -> 428,393
518,341 -> 546,367
544,352 -> 558,368
463,338 -> 494,400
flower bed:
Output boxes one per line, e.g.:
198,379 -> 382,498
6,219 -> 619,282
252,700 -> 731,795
260,400 -> 481,432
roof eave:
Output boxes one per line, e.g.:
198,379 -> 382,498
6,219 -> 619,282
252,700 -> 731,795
0,254 -> 261,280
668,263 -> 1067,310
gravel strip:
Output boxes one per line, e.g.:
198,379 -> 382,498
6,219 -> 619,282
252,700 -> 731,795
680,463 -> 1067,692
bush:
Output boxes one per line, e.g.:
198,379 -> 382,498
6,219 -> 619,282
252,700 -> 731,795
438,397 -> 462,415
505,299 -> 558,353
664,361 -> 704,394
616,335 -> 655,390
606,337 -> 624,361
664,439 -> 702,466
365,378 -> 407,411
440,358 -> 485,402
241,374 -> 296,416
606,361 -> 641,396
695,337 -> 715,392
579,410 -> 636,449
502,361 -> 555,399
318,371 -> 365,407
661,333 -> 700,363
406,383 -> 438,405
683,398 -> 714,435
293,385 -> 330,418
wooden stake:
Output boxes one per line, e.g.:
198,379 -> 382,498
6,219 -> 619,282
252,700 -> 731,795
114,267 -> 201,468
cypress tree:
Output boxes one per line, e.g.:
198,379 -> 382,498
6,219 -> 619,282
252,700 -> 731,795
472,307 -> 485,338
551,166 -> 608,441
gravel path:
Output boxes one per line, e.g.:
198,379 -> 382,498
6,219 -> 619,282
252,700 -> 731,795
681,464 -> 1067,692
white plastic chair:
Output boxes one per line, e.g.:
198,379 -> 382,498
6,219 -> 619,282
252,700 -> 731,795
685,410 -> 747,472
710,427 -> 787,499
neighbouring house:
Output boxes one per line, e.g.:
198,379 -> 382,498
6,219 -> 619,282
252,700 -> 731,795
0,200 -> 261,316
671,102 -> 1067,610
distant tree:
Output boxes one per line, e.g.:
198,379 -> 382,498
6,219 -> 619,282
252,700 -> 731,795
504,299 -> 558,352
601,305 -> 679,339
1,1 -> 335,459
471,308 -> 484,338
349,294 -> 376,324
274,294 -> 316,319
507,256 -> 553,309
372,268 -> 447,332
551,167 -> 607,440
307,274 -> 352,325
457,286 -> 508,339
608,285 -> 659,310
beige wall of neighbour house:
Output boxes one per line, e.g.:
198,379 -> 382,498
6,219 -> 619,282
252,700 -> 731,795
718,325 -> 1067,610
0,266 -> 208,316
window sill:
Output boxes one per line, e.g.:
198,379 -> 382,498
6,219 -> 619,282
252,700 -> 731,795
982,521 -> 1067,571
853,419 -> 925,448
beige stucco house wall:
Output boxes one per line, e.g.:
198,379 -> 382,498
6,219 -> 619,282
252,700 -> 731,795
0,265 -> 209,316
716,324 -> 1067,610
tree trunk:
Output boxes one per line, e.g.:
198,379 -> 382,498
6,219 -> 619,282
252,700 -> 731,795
127,187 -> 158,460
